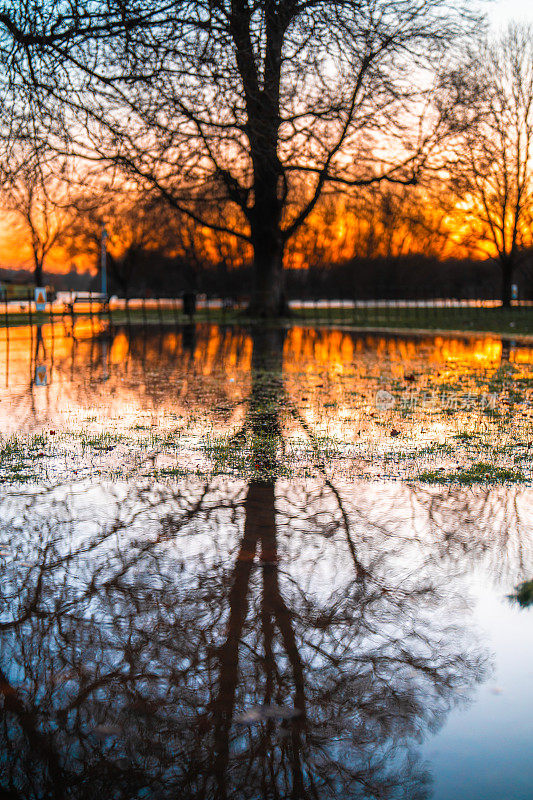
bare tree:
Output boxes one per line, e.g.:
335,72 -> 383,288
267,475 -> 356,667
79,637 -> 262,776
1,0 -> 481,314
439,23 -> 533,306
0,147 -> 76,285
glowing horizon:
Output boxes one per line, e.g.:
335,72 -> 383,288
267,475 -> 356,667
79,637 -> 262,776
1,2 -> 532,277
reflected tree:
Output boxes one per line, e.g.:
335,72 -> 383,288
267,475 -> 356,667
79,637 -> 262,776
0,327 -> 490,799
410,482 -> 533,586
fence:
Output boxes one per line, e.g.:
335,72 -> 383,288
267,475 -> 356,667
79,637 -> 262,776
1,289 -> 532,335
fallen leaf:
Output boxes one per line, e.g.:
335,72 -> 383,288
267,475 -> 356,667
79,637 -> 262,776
235,705 -> 302,724
92,724 -> 122,739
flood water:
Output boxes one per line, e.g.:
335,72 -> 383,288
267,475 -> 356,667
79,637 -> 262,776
1,322 -> 533,799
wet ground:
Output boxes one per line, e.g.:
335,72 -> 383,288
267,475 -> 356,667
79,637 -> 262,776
1,322 -> 533,799
1,323 -> 533,483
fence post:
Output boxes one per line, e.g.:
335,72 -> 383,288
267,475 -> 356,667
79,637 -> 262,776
142,295 -> 148,329
89,290 -> 96,334
48,291 -> 54,334
183,291 -> 197,322
4,289 -> 9,388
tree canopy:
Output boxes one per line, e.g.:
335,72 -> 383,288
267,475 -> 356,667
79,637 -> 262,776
1,0 -> 482,312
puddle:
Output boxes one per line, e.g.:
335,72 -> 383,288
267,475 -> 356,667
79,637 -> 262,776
1,323 -> 533,483
1,322 -> 533,798
0,477 -> 532,798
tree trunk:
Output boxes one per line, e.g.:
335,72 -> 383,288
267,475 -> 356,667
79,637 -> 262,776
249,234 -> 287,317
500,258 -> 514,308
34,261 -> 43,287
247,150 -> 286,317
234,4 -> 286,318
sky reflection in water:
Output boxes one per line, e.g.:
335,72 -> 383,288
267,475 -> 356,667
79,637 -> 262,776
1,322 -> 533,481
0,323 -> 533,799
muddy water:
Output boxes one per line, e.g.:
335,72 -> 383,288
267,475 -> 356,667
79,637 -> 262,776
1,323 -> 533,799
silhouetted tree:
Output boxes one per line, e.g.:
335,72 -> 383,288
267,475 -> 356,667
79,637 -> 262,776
440,23 -> 533,305
0,146 -> 76,284
1,0 -> 480,314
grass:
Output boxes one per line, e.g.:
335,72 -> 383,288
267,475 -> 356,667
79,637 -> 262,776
2,319 -> 533,486
2,303 -> 533,338
290,304 -> 533,337
508,579 -> 533,608
0,416 -> 532,486
80,431 -> 129,453
0,435 -> 48,483
417,462 -> 527,485
199,430 -> 345,479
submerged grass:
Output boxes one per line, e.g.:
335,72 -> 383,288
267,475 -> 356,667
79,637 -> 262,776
2,323 -> 533,485
0,434 -> 49,483
508,579 -> 533,608
2,370 -> 533,486
417,462 -> 527,485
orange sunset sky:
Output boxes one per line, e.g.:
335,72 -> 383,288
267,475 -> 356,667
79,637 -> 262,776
0,0 -> 528,276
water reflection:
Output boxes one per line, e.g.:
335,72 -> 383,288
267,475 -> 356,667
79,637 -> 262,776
2,323 -> 533,483
0,326 -> 500,800
2,324 -> 533,797
2,323 -> 533,430
0,487 -> 492,799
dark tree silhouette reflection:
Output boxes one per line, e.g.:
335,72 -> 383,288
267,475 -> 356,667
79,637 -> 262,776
0,329 -> 489,800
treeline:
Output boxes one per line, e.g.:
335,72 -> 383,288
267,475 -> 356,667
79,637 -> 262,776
0,267 -> 92,292
4,237 -> 531,302
287,256 -> 512,301
76,251 -> 531,302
